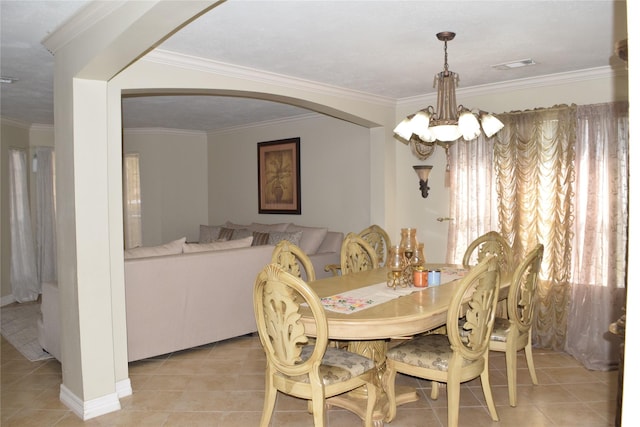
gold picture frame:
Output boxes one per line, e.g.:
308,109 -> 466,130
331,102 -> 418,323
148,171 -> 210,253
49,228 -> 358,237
258,138 -> 301,214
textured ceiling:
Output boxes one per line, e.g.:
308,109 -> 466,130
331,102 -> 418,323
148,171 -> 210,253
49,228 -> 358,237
0,1 -> 628,131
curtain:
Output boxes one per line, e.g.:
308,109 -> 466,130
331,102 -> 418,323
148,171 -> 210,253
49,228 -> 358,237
494,105 -> 576,351
445,134 -> 499,264
123,153 -> 142,249
447,102 -> 627,368
35,147 -> 57,285
8,149 -> 39,302
565,102 -> 628,370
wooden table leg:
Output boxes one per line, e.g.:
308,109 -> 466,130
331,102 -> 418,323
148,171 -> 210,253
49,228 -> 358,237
326,339 -> 419,426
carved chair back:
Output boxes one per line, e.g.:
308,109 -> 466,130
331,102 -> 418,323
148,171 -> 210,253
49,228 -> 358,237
340,232 -> 379,275
271,240 -> 316,282
359,224 -> 392,267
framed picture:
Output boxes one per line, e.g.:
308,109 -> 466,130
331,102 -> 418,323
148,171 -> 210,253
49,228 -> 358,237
257,137 -> 301,214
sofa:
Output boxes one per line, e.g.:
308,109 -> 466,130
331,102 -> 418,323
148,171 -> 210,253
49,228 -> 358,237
37,222 -> 343,362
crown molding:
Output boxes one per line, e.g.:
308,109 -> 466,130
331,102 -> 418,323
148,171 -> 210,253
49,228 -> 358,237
143,49 -> 396,108
207,112 -> 321,135
396,66 -> 628,107
42,1 -> 127,54
123,127 -> 207,137
1,117 -> 30,129
29,123 -> 55,132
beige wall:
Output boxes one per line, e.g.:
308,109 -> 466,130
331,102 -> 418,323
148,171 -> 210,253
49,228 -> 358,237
1,120 -> 31,302
207,114 -> 371,234
123,129 -> 208,245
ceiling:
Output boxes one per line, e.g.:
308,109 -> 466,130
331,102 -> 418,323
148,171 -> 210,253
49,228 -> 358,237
0,1 -> 628,132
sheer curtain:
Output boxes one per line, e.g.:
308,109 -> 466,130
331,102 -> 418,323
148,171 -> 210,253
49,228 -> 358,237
445,134 -> 499,264
565,102 -> 628,370
123,153 -> 142,249
35,147 -> 57,285
447,102 -> 628,368
8,149 -> 39,302
494,105 -> 577,351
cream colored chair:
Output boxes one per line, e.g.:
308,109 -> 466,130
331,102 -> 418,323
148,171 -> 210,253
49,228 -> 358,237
359,224 -> 391,267
253,263 -> 378,427
271,240 -> 316,282
490,243 -> 544,407
340,232 -> 379,275
463,231 -> 514,276
384,256 -> 501,427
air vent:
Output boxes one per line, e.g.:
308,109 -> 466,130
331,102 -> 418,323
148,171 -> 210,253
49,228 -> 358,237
491,59 -> 536,71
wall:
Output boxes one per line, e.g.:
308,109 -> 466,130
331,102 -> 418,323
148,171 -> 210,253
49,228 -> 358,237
123,128 -> 209,245
207,114 -> 372,235
1,120 -> 31,302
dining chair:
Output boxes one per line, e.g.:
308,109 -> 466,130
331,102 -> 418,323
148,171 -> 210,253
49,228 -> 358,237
384,255 -> 501,427
490,243 -> 544,407
462,230 -> 514,277
253,263 -> 378,427
340,232 -> 379,275
271,239 -> 316,282
359,224 -> 392,267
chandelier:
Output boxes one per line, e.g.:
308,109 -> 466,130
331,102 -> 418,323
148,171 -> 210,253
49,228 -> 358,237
394,32 -> 504,161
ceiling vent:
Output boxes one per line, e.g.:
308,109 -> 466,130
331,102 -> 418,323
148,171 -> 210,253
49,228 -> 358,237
491,59 -> 536,71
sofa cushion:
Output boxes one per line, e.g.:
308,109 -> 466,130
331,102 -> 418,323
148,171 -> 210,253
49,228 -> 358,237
124,237 -> 186,259
199,225 -> 222,243
183,236 -> 254,253
249,222 -> 290,232
285,224 -> 329,255
268,230 -> 303,246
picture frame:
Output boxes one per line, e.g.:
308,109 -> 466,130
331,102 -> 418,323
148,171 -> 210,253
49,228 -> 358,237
257,137 -> 301,214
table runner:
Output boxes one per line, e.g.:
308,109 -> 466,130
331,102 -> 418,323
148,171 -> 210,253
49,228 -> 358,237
320,266 -> 468,314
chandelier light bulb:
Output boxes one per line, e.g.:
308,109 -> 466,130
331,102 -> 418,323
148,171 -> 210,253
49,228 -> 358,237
480,113 -> 505,137
458,110 -> 482,140
393,117 -> 414,143
430,125 -> 461,142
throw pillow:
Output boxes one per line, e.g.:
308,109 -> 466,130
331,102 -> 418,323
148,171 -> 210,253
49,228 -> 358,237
224,221 -> 249,229
249,222 -> 290,233
285,224 -> 329,255
199,225 -> 222,243
268,230 -> 303,247
231,228 -> 252,240
252,231 -> 270,246
217,227 -> 235,241
124,237 -> 186,259
183,236 -> 254,253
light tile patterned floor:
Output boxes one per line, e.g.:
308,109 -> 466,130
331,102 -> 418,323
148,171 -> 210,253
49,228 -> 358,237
1,333 -> 617,426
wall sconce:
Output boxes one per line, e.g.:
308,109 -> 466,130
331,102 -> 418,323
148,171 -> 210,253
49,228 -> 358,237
413,165 -> 433,198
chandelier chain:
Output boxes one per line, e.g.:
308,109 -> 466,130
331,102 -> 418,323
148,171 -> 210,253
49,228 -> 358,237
443,40 -> 449,73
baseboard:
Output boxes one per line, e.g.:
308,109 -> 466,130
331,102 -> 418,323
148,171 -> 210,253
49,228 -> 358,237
59,384 -> 121,420
1,294 -> 16,306
116,378 -> 132,398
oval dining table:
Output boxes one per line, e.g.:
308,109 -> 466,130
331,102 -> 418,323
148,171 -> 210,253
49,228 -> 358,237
299,264 -> 510,426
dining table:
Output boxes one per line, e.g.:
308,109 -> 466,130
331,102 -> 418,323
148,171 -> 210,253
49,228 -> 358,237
299,263 -> 510,426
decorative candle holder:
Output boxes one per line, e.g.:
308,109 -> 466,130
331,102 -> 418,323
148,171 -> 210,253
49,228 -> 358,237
386,245 -> 406,289
387,230 -> 425,289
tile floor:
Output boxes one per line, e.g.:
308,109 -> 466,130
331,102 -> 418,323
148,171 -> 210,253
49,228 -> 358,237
1,332 -> 617,426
